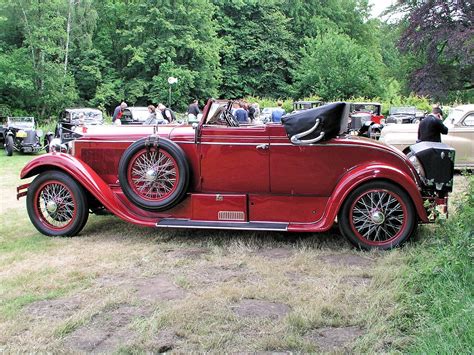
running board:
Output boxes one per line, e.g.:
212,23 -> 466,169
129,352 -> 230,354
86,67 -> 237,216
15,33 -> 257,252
156,219 -> 288,231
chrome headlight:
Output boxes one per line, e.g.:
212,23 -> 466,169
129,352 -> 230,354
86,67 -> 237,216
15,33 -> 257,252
16,130 -> 27,138
36,129 -> 43,137
408,154 -> 425,179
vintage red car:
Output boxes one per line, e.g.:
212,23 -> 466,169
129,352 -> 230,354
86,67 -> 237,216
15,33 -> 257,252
17,101 -> 455,250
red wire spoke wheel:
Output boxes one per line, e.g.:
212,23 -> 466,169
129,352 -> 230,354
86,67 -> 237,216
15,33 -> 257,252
118,138 -> 189,211
339,181 -> 416,250
128,149 -> 180,201
27,171 -> 89,237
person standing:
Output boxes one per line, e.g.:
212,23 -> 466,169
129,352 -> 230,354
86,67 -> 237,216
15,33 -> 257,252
187,99 -> 201,117
271,101 -> 286,123
417,106 -> 448,142
158,103 -> 176,122
112,102 -> 127,124
234,102 -> 249,123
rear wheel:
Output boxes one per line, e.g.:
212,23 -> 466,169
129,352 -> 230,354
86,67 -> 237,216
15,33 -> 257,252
5,135 -> 13,156
339,181 -> 416,250
27,171 -> 89,236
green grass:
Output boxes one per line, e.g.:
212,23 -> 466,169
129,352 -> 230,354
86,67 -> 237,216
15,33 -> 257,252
358,175 -> 474,353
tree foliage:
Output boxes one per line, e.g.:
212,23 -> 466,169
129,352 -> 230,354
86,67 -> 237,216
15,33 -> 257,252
397,0 -> 474,101
0,0 -> 471,122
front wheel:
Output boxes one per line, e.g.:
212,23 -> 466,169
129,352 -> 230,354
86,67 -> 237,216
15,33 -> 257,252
27,171 -> 89,236
5,135 -> 13,156
338,181 -> 416,250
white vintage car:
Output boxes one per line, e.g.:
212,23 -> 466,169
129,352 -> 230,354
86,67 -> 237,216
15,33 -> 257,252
380,104 -> 474,168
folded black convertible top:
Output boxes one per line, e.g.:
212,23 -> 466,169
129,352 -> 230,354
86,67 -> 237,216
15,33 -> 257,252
281,102 -> 348,144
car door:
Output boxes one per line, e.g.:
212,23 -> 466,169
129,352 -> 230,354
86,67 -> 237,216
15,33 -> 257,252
199,124 -> 270,193
445,112 -> 474,166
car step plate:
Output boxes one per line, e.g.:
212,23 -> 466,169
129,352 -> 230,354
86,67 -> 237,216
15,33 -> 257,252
156,219 -> 288,231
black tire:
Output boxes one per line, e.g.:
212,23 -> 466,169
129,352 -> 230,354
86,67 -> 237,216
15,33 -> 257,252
338,181 -> 416,250
118,137 -> 189,211
5,135 -> 13,156
27,171 -> 89,237
44,134 -> 53,153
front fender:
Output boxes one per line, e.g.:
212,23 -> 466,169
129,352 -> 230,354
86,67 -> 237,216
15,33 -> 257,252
20,152 -> 156,227
288,163 -> 428,232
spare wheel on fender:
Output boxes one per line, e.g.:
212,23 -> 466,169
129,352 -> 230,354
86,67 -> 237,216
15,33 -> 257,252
118,137 -> 190,211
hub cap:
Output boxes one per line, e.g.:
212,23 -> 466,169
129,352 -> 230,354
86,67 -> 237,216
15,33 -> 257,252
371,210 -> 385,225
46,200 -> 58,213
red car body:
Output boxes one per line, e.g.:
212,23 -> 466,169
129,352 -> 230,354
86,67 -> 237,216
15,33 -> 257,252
18,100 -> 453,250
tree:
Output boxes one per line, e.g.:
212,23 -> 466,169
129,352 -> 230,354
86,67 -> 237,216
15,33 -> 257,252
292,31 -> 386,100
214,0 -> 294,98
397,0 -> 474,101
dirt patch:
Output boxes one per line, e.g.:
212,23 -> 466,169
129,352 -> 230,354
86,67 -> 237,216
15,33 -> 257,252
144,329 -> 181,352
306,326 -> 364,352
232,299 -> 290,319
341,275 -> 372,287
194,265 -> 247,284
134,276 -> 186,302
320,254 -> 375,267
255,247 -> 294,259
64,304 -> 148,352
26,295 -> 82,320
166,247 -> 210,259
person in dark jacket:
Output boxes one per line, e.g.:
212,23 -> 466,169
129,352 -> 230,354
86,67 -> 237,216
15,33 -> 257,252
417,107 -> 448,142
158,103 -> 176,122
187,99 -> 201,116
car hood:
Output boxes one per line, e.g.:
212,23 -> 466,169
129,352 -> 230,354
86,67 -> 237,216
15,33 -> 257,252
382,123 -> 419,134
75,124 -> 195,142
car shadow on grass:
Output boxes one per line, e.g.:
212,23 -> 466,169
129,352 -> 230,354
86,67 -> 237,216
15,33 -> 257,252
79,215 -> 351,251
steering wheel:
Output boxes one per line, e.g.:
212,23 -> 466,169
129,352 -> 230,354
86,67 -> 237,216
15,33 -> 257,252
223,110 -> 240,127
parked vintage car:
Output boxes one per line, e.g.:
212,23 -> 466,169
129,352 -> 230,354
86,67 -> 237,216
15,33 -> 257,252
348,102 -> 384,139
55,108 -> 104,145
257,107 -> 279,123
386,106 -> 425,124
17,100 -> 455,250
380,104 -> 473,168
121,107 -> 150,125
1,117 -> 48,156
293,101 -> 324,111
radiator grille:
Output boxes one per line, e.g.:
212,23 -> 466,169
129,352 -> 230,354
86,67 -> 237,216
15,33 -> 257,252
218,211 -> 245,221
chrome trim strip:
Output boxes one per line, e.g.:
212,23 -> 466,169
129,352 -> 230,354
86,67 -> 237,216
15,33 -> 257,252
156,224 -> 288,231
78,139 -> 135,143
201,141 -> 268,146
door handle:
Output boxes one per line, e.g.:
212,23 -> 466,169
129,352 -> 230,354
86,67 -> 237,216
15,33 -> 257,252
256,144 -> 269,150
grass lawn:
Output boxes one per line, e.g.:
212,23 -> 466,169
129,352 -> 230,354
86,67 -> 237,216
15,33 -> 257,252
0,152 -> 471,352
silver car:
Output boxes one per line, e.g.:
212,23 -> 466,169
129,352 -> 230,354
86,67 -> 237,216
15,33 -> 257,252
380,104 -> 474,168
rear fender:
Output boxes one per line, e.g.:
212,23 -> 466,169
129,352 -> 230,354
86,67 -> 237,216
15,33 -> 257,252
289,164 -> 428,232
20,153 -> 156,227
329,164 -> 428,221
